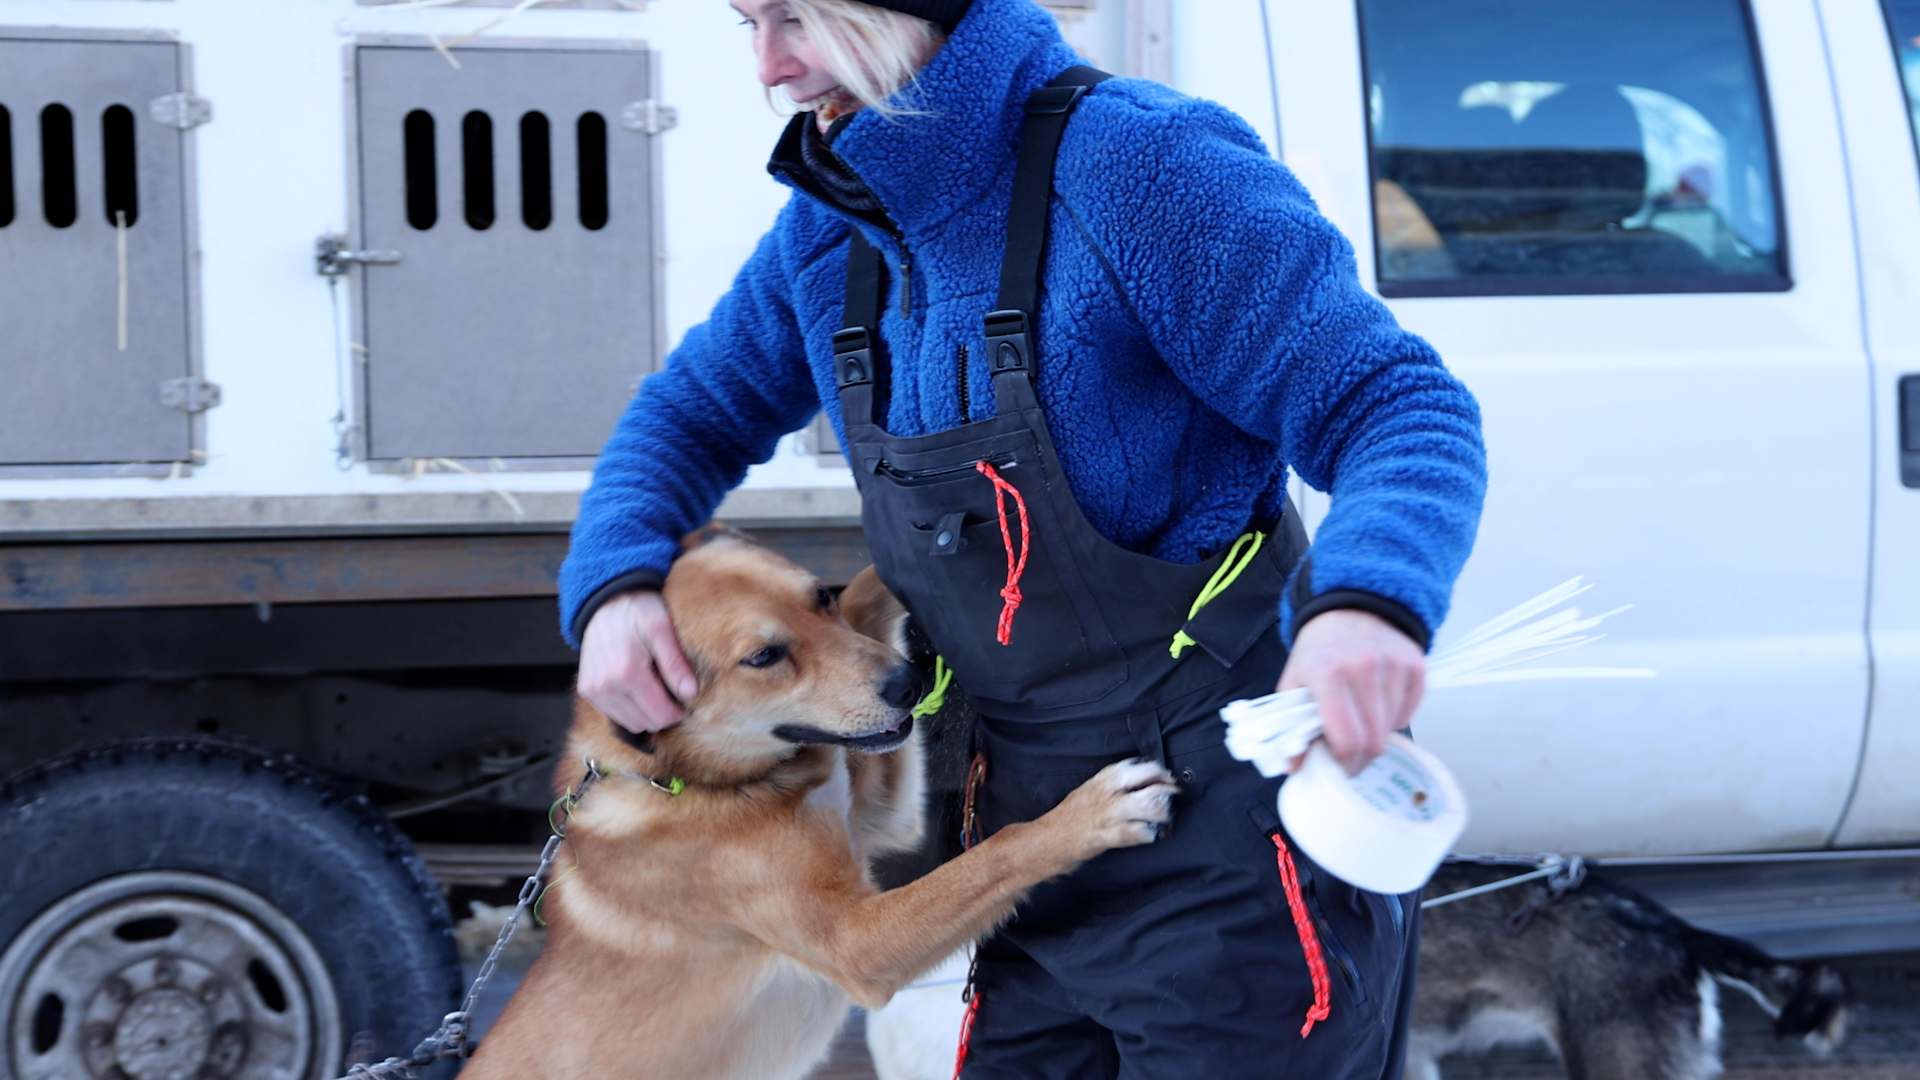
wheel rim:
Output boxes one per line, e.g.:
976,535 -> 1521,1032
1,872 -> 342,1080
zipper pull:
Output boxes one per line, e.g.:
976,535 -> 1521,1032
899,251 -> 912,318
957,343 -> 972,423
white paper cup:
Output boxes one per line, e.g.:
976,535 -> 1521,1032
1277,734 -> 1469,895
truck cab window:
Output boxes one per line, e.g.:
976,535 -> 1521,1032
1357,0 -> 1788,296
1885,0 -> 1920,164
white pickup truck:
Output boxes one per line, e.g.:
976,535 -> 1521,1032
1242,0 -> 1920,958
1,0 -> 1916,1075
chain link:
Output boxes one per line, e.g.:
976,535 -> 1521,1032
1422,852 -> 1587,911
334,761 -> 603,1080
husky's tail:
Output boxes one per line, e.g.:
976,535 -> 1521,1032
1590,876 -> 1850,1055
1681,924 -> 1849,1053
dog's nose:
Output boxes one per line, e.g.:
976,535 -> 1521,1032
879,663 -> 925,710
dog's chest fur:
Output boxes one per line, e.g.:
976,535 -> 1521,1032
805,750 -> 854,821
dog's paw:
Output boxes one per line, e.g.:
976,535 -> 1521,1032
1051,758 -> 1179,855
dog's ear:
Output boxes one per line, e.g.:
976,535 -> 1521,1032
839,566 -> 909,654
680,521 -> 750,552
608,720 -> 657,755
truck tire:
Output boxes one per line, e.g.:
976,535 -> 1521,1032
0,736 -> 462,1080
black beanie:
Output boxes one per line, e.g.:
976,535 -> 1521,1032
862,0 -> 972,31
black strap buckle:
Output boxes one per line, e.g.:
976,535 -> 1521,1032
1026,84 -> 1090,116
834,327 -> 875,388
983,310 -> 1032,376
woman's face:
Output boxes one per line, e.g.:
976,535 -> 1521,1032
733,0 -> 839,106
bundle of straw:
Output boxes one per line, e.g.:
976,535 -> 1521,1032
1223,578 -> 1655,778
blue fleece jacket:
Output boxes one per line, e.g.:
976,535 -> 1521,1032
558,0 -> 1485,649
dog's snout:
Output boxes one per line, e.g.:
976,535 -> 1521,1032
879,663 -> 925,710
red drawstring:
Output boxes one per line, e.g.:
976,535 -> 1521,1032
1272,834 -> 1332,1038
974,461 -> 1030,645
950,987 -> 982,1080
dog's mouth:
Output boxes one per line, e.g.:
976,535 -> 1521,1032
772,715 -> 914,753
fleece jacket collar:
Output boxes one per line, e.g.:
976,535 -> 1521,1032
767,0 -> 1082,242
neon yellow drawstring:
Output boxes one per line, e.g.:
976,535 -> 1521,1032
1170,531 -> 1266,659
911,656 -> 953,719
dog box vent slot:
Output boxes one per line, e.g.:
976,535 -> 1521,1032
1,105 -> 14,227
0,35 -> 197,466
405,108 -> 437,229
462,109 -> 495,230
102,103 -> 138,227
38,104 -> 76,228
520,111 -> 551,230
576,110 -> 608,231
351,44 -> 664,462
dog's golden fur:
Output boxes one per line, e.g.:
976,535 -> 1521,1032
463,527 -> 1176,1080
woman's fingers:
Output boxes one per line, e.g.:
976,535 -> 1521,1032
1322,676 -> 1379,775
580,590 -> 692,734
1276,608 -> 1427,775
635,595 -> 701,704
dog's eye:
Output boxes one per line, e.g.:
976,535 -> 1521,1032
815,586 -> 835,612
742,644 -> 789,669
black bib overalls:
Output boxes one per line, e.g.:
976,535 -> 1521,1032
833,69 -> 1419,1079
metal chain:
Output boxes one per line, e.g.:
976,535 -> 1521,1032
1421,852 -> 1586,910
336,760 -> 603,1080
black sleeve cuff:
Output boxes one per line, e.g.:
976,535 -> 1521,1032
1286,556 -> 1433,651
1293,590 -> 1432,652
570,568 -> 666,646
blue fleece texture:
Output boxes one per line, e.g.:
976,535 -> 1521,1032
559,0 -> 1486,648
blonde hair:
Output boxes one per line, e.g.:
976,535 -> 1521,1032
785,0 -> 945,118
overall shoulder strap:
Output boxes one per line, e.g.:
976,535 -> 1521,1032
987,65 -> 1111,415
835,228 -> 889,428
839,66 -> 1110,427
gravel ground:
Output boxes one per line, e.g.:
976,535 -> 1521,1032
805,952 -> 1920,1079
456,931 -> 1920,1078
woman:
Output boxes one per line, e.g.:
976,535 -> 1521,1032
560,0 -> 1486,1075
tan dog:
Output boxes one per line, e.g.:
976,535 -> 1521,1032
463,527 -> 1178,1080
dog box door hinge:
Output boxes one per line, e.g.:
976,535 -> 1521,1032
160,376 -> 222,414
620,99 -> 678,136
149,92 -> 213,131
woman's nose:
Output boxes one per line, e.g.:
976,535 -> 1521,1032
755,32 -> 804,88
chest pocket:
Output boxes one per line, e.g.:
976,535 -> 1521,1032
857,434 -> 1128,711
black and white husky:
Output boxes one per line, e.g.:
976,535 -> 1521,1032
1409,863 -> 1850,1080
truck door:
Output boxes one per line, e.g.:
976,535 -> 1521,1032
349,40 -> 665,466
1828,0 -> 1920,847
0,30 -> 202,469
1265,0 -> 1873,855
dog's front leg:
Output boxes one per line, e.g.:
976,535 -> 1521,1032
737,758 -> 1176,1007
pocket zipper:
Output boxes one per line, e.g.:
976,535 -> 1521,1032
876,454 -> 1013,483
1312,913 -> 1368,1004
957,342 -> 971,424
1272,829 -> 1370,1006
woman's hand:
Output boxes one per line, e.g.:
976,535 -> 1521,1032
1277,609 -> 1427,775
578,591 -> 701,734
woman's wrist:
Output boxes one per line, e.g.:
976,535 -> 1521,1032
571,567 -> 667,646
